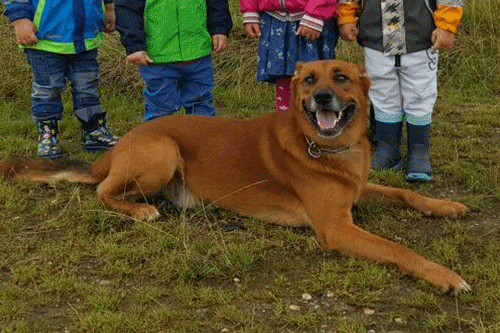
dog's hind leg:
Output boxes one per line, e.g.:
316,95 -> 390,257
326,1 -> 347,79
359,183 -> 468,217
96,137 -> 183,221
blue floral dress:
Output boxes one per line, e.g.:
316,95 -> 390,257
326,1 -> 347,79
256,12 -> 339,83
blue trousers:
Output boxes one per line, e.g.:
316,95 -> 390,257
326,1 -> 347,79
25,48 -> 104,123
138,55 -> 216,121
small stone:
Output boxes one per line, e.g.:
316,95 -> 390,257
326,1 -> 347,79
233,277 -> 240,283
289,304 -> 300,311
221,329 -> 229,333
363,308 -> 375,315
326,291 -> 334,298
367,330 -> 376,333
344,305 -> 356,314
394,318 -> 404,323
302,293 -> 312,301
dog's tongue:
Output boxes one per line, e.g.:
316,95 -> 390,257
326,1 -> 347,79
316,110 -> 339,130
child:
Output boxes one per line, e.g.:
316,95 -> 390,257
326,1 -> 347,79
240,0 -> 339,112
114,0 -> 233,121
337,0 -> 463,182
2,0 -> 119,159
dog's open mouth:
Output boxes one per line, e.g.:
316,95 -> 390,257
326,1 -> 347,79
303,100 -> 357,137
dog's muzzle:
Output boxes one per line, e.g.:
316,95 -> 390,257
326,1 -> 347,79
303,88 -> 357,137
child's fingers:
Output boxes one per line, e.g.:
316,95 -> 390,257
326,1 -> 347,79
431,30 -> 438,46
141,54 -> 154,65
13,19 -> 39,46
104,19 -> 116,33
127,51 -> 153,65
145,54 -> 154,64
431,28 -> 455,51
244,23 -> 261,37
254,25 -> 261,37
17,34 -> 38,45
104,23 -> 115,34
339,24 -> 358,42
212,35 -> 227,53
296,25 -> 320,41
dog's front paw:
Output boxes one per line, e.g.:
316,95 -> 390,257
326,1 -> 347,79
422,261 -> 471,295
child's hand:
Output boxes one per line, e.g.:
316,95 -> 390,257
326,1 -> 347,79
243,23 -> 261,37
127,51 -> 153,66
431,28 -> 455,51
212,34 -> 227,53
104,3 -> 116,33
339,23 -> 358,42
12,18 -> 39,46
296,25 -> 320,41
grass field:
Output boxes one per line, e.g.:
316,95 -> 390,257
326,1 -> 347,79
1,1 -> 500,332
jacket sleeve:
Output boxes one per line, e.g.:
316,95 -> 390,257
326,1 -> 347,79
239,0 -> 259,24
2,0 -> 35,22
434,5 -> 463,33
301,0 -> 338,33
114,0 -> 147,54
335,0 -> 360,25
207,0 -> 233,36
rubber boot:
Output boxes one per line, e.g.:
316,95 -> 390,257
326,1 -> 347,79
368,103 -> 377,148
80,113 -> 119,151
275,77 -> 291,113
406,123 -> 433,182
37,119 -> 63,159
371,121 -> 403,170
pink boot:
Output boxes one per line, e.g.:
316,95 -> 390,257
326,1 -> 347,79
275,77 -> 291,113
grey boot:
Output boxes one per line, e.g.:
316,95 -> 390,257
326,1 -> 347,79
37,119 -> 63,159
371,121 -> 403,170
406,123 -> 432,182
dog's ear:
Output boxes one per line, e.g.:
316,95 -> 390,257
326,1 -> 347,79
294,61 -> 304,77
356,64 -> 371,96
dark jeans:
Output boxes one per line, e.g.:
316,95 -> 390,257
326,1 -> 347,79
138,55 -> 216,121
25,48 -> 104,122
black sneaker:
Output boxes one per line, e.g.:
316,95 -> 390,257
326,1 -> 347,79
37,119 -> 63,159
81,118 -> 119,151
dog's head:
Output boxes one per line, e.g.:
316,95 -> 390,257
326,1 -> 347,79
291,60 -> 370,139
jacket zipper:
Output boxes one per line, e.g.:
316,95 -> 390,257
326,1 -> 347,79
279,0 -> 290,20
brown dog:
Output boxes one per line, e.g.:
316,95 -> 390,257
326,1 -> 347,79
0,60 -> 470,293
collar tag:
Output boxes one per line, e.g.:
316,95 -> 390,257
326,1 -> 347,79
305,136 -> 351,158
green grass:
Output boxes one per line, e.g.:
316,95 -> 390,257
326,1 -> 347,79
1,0 -> 500,332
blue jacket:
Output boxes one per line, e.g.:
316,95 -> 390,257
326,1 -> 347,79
2,0 -> 112,54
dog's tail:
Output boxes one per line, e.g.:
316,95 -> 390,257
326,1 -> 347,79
0,153 -> 111,184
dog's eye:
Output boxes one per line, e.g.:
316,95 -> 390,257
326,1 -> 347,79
304,75 -> 316,85
334,73 -> 349,83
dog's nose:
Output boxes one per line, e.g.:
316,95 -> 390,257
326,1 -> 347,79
313,90 -> 333,105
